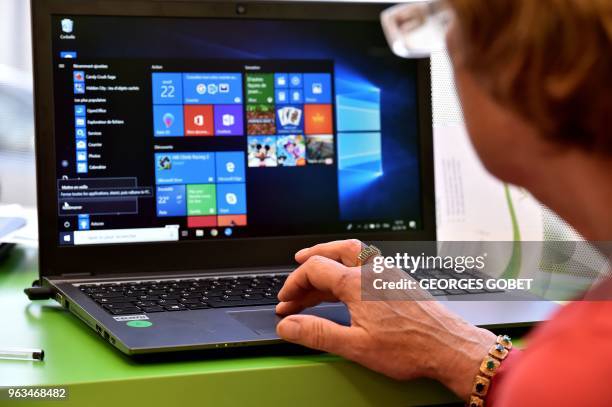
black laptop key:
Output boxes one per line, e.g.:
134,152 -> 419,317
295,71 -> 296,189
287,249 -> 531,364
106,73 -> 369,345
142,306 -> 165,313
179,298 -> 202,304
164,304 -> 187,311
103,303 -> 135,310
93,292 -> 124,299
186,303 -> 210,310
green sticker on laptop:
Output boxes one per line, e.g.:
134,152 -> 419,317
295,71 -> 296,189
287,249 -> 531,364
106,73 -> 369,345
126,320 -> 153,328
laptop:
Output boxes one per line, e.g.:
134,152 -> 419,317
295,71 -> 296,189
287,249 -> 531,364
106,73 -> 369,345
30,0 -> 557,355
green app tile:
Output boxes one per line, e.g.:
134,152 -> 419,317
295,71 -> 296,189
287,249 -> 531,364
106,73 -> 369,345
246,74 -> 274,104
187,184 -> 217,216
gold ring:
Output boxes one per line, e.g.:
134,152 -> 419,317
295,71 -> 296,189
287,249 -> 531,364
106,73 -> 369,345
356,244 -> 382,266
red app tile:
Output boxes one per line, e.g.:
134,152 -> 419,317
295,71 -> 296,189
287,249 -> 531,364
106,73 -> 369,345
218,215 -> 247,227
187,216 -> 218,228
184,105 -> 214,136
304,104 -> 333,135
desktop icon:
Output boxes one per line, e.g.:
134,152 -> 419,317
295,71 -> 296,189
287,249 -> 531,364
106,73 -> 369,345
76,140 -> 87,150
61,18 -> 74,33
225,193 -> 238,205
193,114 -> 205,127
77,162 -> 87,173
78,214 -> 90,230
207,84 -> 218,95
222,114 -> 235,127
73,71 -> 85,82
312,83 -> 323,95
196,83 -> 207,95
225,161 -> 236,173
75,117 -> 86,127
224,228 -> 233,237
210,229 -> 219,237
75,128 -> 86,139
74,82 -> 85,94
76,151 -> 87,162
74,105 -> 86,116
195,230 -> 204,237
162,113 -> 175,129
219,83 -> 230,93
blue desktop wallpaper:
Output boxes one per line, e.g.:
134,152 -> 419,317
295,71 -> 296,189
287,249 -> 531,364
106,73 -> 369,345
63,16 -> 423,226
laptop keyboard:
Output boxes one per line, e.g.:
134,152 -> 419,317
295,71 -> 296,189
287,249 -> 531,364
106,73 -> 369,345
79,274 -> 289,316
79,269 -> 502,316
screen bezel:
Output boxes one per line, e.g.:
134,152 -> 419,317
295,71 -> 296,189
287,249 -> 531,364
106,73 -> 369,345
31,0 -> 436,278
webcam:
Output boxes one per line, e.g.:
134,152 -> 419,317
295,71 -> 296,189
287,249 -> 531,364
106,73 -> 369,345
236,4 -> 247,15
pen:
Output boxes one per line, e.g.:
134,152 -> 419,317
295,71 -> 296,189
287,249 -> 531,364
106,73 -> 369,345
0,348 -> 45,361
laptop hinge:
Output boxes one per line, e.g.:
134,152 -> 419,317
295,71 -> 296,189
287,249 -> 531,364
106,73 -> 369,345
60,272 -> 93,278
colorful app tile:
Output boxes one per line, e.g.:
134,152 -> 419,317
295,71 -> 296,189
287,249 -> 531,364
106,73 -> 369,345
276,105 -> 304,134
183,73 -> 243,104
277,135 -> 307,167
187,184 -> 217,216
156,185 -> 186,217
217,183 -> 247,215
77,214 -> 90,230
155,152 -> 216,184
187,216 -> 217,228
74,105 -> 86,116
73,71 -> 85,82
153,105 -> 184,137
216,152 -> 245,183
75,127 -> 87,139
74,82 -> 85,94
76,150 -> 87,162
306,134 -> 335,165
290,89 -> 304,104
76,140 -> 87,150
248,136 -> 277,167
246,74 -> 274,104
77,162 -> 87,174
304,73 -> 332,104
246,104 -> 276,135
75,116 -> 86,127
184,105 -> 214,136
214,105 -> 243,136
218,215 -> 247,227
274,73 -> 289,88
289,73 -> 303,88
152,73 -> 183,105
276,89 -> 289,105
304,104 -> 333,134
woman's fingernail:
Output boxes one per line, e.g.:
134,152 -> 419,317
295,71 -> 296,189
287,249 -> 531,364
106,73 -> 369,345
278,318 -> 301,341
296,248 -> 308,258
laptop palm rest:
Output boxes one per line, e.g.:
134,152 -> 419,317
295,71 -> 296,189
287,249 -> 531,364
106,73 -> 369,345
228,304 -> 350,335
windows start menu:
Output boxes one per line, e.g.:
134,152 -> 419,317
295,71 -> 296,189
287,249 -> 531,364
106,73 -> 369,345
151,61 -> 336,233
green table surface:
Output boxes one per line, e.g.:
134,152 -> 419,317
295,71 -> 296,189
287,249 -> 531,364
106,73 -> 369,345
0,247 -> 460,407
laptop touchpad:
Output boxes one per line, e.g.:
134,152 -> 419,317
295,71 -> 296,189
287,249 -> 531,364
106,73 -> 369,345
228,305 -> 350,335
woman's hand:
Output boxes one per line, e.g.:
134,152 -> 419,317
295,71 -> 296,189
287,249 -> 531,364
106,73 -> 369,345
276,240 -> 496,401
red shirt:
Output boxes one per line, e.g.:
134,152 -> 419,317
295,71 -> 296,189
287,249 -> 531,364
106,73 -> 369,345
487,294 -> 612,405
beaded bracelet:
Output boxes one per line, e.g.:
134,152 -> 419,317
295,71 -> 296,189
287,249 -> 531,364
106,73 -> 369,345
467,335 -> 513,407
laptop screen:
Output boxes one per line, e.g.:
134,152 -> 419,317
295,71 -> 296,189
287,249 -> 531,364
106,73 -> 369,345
51,14 -> 424,247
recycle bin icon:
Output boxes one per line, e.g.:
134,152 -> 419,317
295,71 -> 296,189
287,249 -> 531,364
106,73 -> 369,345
61,18 -> 74,33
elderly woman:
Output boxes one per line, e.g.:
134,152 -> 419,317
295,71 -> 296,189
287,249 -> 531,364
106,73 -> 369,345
275,0 -> 612,405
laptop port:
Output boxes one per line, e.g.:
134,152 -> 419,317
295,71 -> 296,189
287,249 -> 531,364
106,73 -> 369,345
103,331 -> 110,341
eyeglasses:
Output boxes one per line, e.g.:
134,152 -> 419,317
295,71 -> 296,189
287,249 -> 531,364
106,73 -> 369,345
381,0 -> 453,58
